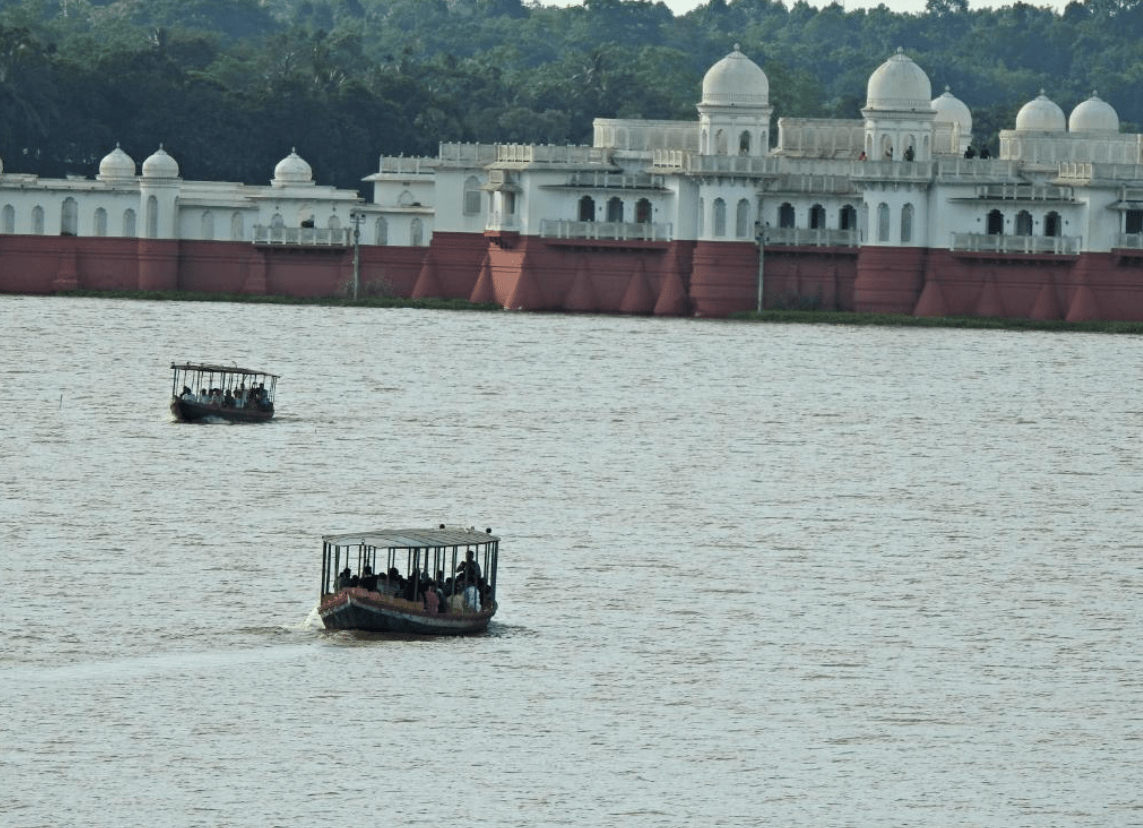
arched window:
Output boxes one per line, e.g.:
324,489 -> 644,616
635,198 -> 652,224
713,198 -> 726,237
231,212 -> 244,241
1045,211 -> 1062,237
95,208 -> 107,237
779,203 -> 795,229
375,217 -> 388,245
881,136 -> 893,160
201,211 -> 215,240
2,205 -> 14,233
271,213 -> 285,229
578,195 -> 595,222
739,131 -> 751,155
736,198 -> 750,237
697,198 -> 704,236
1015,210 -> 1033,235
839,205 -> 857,231
33,206 -> 45,234
410,218 -> 423,246
61,198 -> 78,236
607,197 -> 624,223
701,128 -> 708,153
123,209 -> 136,237
146,195 -> 159,238
328,215 -> 342,232
901,203 -> 914,243
715,129 -> 728,155
463,176 -> 482,215
987,209 -> 1004,235
810,204 -> 826,230
877,203 -> 890,241
398,190 -> 415,207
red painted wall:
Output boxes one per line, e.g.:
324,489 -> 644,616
6,231 -> 1143,321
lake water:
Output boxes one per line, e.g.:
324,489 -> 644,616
1,295 -> 1141,827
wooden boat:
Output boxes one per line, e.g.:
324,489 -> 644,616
318,526 -> 499,635
169,362 -> 279,423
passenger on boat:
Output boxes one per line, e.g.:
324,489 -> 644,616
179,385 -> 194,399
336,566 -> 353,590
360,565 -> 379,591
198,388 -> 209,403
423,581 -> 440,614
457,550 -> 481,584
463,582 -> 481,612
223,389 -> 235,408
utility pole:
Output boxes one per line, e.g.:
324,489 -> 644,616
755,219 -> 766,312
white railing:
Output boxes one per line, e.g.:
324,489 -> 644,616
539,219 -> 672,242
253,225 -> 351,246
950,233 -> 1080,255
485,211 -> 519,230
762,227 -> 859,247
1116,233 -> 1143,249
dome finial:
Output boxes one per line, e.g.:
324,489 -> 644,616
733,43 -> 740,52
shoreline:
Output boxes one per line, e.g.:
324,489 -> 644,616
12,289 -> 1143,333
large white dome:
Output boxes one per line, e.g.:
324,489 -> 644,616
142,146 -> 179,178
1015,91 -> 1066,132
701,45 -> 768,107
866,48 -> 932,112
273,149 -> 314,186
931,86 -> 972,133
98,145 -> 136,181
1069,93 -> 1119,133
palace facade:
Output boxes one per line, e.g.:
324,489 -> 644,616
4,46 -> 1143,320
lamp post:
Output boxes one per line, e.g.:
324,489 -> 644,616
350,210 -> 364,300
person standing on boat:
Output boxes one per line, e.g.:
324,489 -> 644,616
458,550 -> 481,584
423,580 -> 440,614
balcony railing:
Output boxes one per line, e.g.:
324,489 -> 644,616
1116,233 -> 1143,249
761,227 -> 860,247
539,219 -> 672,242
485,211 -> 519,231
950,233 -> 1079,255
253,225 -> 351,246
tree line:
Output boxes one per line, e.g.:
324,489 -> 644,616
1,0 -> 1141,192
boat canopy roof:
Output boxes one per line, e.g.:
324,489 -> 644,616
171,362 -> 280,379
323,527 -> 499,550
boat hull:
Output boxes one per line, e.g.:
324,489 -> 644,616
170,396 -> 274,423
319,588 -> 495,635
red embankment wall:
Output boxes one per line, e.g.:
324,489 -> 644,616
483,236 -> 692,315
7,232 -> 1143,322
853,246 -> 928,314
761,249 -> 860,311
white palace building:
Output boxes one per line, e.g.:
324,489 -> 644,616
4,46 -> 1143,320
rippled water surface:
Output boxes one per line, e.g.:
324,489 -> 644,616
2,296 -> 1141,827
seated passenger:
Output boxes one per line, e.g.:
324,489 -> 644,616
423,581 -> 440,613
335,566 -> 352,590
360,565 -> 378,591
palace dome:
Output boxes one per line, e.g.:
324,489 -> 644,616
866,48 -> 932,112
931,86 -> 972,133
1069,93 -> 1119,133
273,149 -> 314,187
142,146 -> 179,178
701,45 -> 769,107
98,145 -> 136,181
1015,91 -> 1066,132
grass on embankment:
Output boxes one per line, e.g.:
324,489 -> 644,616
48,290 -> 1143,333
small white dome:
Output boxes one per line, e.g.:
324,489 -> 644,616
701,45 -> 769,107
1015,91 -> 1066,132
98,145 -> 136,180
142,146 -> 179,178
1069,93 -> 1119,133
273,149 -> 313,186
931,86 -> 972,133
866,48 -> 932,111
